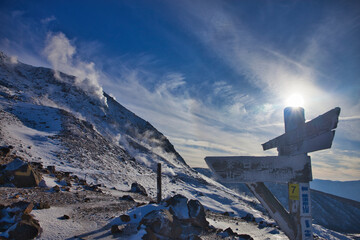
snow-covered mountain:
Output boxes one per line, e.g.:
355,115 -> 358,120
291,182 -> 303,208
0,51 -> 357,239
0,50 -> 192,193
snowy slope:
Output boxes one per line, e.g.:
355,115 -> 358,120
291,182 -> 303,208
0,51 -> 272,221
0,51 -> 356,239
195,167 -> 360,234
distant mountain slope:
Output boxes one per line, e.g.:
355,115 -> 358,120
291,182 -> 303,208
310,179 -> 360,202
195,167 -> 360,234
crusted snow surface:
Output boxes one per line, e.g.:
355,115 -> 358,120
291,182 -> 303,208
207,218 -> 287,240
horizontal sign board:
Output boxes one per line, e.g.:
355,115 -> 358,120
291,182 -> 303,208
262,107 -> 340,151
205,155 -> 312,183
278,130 -> 335,155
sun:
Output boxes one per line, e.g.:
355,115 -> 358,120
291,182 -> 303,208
286,93 -> 304,107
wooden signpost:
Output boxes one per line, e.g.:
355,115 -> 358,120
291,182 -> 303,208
205,107 -> 340,240
205,155 -> 311,183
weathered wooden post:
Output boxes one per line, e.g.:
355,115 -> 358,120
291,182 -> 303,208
205,107 -> 340,240
282,107 -> 312,240
157,163 -> 162,203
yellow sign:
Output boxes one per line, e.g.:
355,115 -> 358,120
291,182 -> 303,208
289,183 -> 300,200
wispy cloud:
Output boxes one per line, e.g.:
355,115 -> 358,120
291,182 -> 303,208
171,0 -> 360,117
41,15 -> 56,24
101,63 -> 282,168
136,0 -> 360,179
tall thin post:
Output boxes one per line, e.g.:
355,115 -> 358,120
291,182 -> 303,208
157,163 -> 161,203
283,107 -> 313,240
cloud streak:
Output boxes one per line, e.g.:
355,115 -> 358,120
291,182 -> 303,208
171,0 -> 360,118
101,63 -> 283,169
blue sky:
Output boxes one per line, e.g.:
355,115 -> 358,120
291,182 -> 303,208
1,0 -> 359,181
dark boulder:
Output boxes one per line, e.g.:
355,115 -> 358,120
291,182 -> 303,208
0,158 -> 41,187
165,195 -> 209,228
59,215 -> 70,220
120,214 -> 131,222
119,195 -> 134,201
0,146 -> 13,164
187,199 -> 208,228
139,209 -> 182,238
8,213 -> 41,240
36,201 -> 50,209
11,201 -> 34,214
166,194 -> 189,219
111,224 -> 125,234
130,182 -> 147,196
218,227 -> 254,240
46,165 -> 56,173
239,234 -> 254,240
52,185 -> 60,192
242,213 -> 255,222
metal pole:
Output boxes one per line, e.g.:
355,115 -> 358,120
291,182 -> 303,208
157,163 -> 161,203
283,107 -> 313,240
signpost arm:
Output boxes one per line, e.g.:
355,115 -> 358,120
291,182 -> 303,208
246,182 -> 296,239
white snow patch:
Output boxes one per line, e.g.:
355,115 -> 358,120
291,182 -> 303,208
42,175 -> 58,188
111,204 -> 166,225
313,224 -> 353,240
32,207 -> 98,240
207,218 -> 287,240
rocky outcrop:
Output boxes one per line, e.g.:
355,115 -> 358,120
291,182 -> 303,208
8,214 -> 41,240
137,194 -> 209,239
0,158 -> 41,187
139,209 -> 182,239
0,201 -> 41,240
